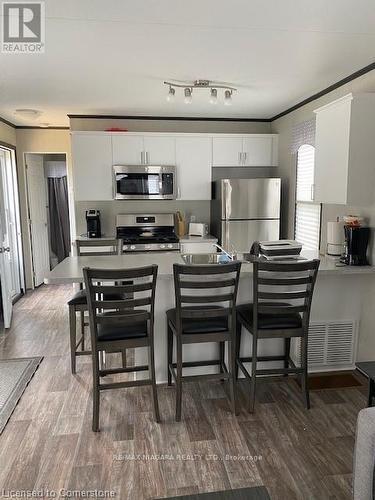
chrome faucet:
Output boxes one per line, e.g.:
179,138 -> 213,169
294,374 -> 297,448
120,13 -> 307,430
212,243 -> 234,260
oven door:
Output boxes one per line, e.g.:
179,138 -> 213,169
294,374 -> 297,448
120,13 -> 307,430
113,165 -> 176,200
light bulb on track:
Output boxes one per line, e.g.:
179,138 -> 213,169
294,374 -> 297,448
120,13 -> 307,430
184,87 -> 192,104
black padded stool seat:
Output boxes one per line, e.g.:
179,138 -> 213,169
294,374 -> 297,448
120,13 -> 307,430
167,306 -> 228,334
68,289 -> 125,306
97,311 -> 148,341
68,289 -> 87,306
237,303 -> 302,330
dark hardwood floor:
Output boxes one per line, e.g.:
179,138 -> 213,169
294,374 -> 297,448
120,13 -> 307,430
0,285 -> 366,499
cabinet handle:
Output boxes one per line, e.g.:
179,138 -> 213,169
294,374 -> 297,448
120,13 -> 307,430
238,152 -> 242,165
243,152 -> 247,165
311,184 -> 315,201
146,151 -> 149,164
140,151 -> 144,164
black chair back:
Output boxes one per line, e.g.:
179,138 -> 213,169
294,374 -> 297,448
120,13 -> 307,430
76,238 -> 123,256
252,259 -> 320,331
83,265 -> 158,350
173,262 -> 241,332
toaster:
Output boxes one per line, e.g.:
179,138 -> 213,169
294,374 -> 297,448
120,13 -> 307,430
188,223 -> 207,237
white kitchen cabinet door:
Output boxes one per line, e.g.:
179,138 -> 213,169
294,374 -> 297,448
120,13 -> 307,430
72,134 -> 113,201
212,137 -> 243,166
112,135 -> 144,165
314,93 -> 375,205
175,137 -> 212,200
314,99 -> 351,204
143,136 -> 176,165
243,136 -> 276,166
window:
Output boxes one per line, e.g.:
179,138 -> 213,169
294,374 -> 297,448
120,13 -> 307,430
294,144 -> 321,251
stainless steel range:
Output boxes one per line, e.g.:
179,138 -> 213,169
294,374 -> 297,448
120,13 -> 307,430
116,214 -> 179,252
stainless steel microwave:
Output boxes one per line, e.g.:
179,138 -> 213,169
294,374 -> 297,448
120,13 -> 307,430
113,165 -> 177,200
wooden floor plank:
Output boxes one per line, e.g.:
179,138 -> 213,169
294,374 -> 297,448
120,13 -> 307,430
0,285 -> 366,499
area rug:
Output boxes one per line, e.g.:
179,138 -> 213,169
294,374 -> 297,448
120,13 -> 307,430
162,486 -> 271,500
0,357 -> 43,434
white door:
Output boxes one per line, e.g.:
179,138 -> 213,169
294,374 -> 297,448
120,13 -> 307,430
212,137 -> 243,166
26,154 -> 50,287
176,136 -> 212,200
72,134 -> 113,200
112,135 -> 144,165
242,136 -> 275,166
143,136 -> 176,165
0,154 -> 13,327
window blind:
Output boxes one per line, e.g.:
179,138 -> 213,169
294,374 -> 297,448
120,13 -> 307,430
295,144 -> 321,251
295,202 -> 321,250
296,144 -> 315,202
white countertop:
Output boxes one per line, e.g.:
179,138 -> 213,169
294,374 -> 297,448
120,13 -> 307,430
178,234 -> 218,243
44,251 -> 375,285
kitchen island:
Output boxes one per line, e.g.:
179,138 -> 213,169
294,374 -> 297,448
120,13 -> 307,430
45,251 -> 375,382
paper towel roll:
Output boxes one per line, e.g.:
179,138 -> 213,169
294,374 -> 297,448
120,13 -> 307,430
327,221 -> 344,256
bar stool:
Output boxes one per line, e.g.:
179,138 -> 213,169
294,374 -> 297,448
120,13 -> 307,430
67,238 -> 123,374
236,259 -> 320,413
83,265 -> 159,431
167,261 -> 241,421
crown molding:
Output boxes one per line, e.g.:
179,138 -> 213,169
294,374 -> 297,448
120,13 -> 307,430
67,114 -> 271,122
0,115 -> 16,128
270,61 -> 375,121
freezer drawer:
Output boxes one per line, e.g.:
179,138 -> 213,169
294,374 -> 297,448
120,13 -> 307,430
219,178 -> 281,219
221,219 -> 280,253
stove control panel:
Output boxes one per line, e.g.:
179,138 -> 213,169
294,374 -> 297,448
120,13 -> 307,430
122,242 -> 180,252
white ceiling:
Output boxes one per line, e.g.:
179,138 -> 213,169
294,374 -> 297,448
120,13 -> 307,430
1,0 -> 375,126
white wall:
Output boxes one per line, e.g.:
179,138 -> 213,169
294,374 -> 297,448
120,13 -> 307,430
271,68 -> 375,361
0,121 -> 16,146
15,129 -> 73,288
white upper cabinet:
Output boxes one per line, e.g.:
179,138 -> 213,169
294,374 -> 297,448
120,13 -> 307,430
212,135 -> 278,167
243,136 -> 276,166
71,132 -> 279,202
112,135 -> 175,165
143,136 -> 175,165
72,133 -> 113,200
314,93 -> 375,205
212,137 -> 243,167
112,135 -> 144,164
175,136 -> 212,200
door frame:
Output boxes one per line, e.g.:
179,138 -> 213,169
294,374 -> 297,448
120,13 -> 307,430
24,151 -> 73,288
0,140 -> 26,299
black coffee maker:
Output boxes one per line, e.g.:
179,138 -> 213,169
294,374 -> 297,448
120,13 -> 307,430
341,226 -> 370,265
86,210 -> 101,238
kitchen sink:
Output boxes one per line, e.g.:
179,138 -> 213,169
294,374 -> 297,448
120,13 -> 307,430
181,253 -> 230,265
181,253 -> 253,265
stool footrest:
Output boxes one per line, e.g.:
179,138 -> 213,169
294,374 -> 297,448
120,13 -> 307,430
99,364 -> 149,376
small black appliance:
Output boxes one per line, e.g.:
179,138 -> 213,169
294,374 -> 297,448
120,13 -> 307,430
341,226 -> 370,266
86,210 -> 101,238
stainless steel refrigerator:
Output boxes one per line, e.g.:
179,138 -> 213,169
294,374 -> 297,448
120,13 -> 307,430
210,178 -> 281,253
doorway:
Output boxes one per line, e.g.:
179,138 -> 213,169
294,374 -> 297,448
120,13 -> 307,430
25,153 -> 71,287
0,145 -> 24,329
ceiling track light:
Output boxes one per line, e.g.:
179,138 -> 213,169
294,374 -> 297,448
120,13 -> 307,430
209,88 -> 218,104
166,86 -> 175,102
224,89 -> 233,106
184,87 -> 192,104
164,80 -> 236,105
